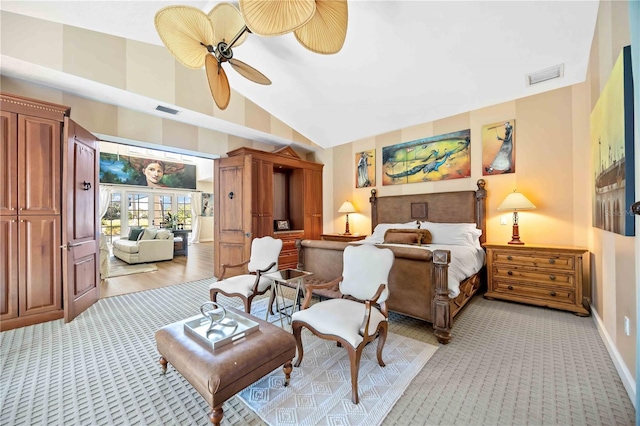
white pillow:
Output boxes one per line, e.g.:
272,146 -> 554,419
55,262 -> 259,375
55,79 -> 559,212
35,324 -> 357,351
419,221 -> 482,248
155,229 -> 171,240
140,227 -> 158,240
366,221 -> 419,244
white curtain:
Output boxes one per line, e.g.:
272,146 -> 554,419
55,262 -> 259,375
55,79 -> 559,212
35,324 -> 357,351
190,191 -> 202,244
99,185 -> 111,219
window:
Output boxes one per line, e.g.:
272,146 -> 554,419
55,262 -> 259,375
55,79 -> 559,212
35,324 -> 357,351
177,195 -> 192,228
154,195 -> 173,227
128,193 -> 150,228
101,192 -> 122,243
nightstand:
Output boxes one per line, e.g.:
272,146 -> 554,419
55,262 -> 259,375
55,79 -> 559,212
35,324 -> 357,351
483,243 -> 590,316
320,234 -> 366,242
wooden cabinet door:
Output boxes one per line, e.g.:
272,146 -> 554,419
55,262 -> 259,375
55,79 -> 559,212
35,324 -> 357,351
214,155 -> 252,278
62,118 -> 100,323
251,159 -> 274,237
0,216 -> 18,321
0,111 -> 17,216
303,169 -> 323,239
18,114 -> 61,216
18,215 -> 62,317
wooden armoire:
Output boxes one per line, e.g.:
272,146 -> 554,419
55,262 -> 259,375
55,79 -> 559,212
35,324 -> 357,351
213,146 -> 323,278
0,93 -> 100,331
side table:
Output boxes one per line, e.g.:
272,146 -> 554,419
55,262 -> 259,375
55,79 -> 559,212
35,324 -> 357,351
172,229 -> 192,256
263,269 -> 313,328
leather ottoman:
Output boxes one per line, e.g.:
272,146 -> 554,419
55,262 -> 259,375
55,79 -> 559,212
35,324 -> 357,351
155,307 -> 296,425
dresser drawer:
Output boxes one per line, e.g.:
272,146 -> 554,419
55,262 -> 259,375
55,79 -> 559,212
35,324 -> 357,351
492,251 -> 575,271
493,280 -> 575,305
492,265 -> 574,288
278,253 -> 298,268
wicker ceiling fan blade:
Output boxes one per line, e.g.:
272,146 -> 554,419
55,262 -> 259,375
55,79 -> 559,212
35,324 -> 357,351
295,0 -> 348,54
155,6 -> 215,69
228,59 -> 272,85
239,0 -> 316,36
205,55 -> 231,110
208,2 -> 248,48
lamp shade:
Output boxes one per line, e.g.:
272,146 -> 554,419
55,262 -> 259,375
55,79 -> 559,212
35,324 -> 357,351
338,201 -> 356,213
497,191 -> 536,211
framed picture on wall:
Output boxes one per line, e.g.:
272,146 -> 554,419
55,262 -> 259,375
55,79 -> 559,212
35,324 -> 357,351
482,120 -> 515,175
201,193 -> 213,217
355,149 -> 375,188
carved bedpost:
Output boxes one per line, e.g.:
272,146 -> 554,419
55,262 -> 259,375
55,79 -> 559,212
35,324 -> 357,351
432,249 -> 452,344
369,189 -> 378,233
295,239 -> 305,270
475,179 -> 487,245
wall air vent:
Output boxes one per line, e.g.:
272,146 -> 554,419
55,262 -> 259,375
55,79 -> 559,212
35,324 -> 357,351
155,105 -> 180,115
526,64 -> 564,86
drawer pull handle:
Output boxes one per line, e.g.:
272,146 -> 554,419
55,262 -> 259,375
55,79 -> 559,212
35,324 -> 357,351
549,275 -> 556,280
507,255 -> 513,261
549,258 -> 556,264
507,271 -> 513,276
507,285 -> 513,290
550,291 -> 556,297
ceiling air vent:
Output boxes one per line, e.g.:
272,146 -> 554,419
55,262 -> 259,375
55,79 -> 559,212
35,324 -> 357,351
526,64 -> 564,86
155,105 -> 180,115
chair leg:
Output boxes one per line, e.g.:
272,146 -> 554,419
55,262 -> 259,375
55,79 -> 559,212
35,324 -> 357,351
268,288 -> 276,315
243,296 -> 252,314
376,322 -> 388,367
292,322 -> 305,367
346,345 -> 364,404
210,290 -> 218,303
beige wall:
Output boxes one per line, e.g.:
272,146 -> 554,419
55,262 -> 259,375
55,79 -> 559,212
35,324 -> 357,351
323,0 -> 637,391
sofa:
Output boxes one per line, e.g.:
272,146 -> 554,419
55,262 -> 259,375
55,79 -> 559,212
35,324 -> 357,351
112,228 -> 174,264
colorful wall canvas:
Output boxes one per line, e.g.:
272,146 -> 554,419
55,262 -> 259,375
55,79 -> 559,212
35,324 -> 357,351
355,149 -> 375,188
591,45 -> 635,236
99,153 -> 197,190
482,120 -> 516,175
382,130 -> 471,185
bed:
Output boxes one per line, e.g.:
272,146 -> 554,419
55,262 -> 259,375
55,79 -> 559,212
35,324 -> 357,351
296,179 -> 487,344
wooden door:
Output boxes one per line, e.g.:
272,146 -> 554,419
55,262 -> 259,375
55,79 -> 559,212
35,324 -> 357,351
214,155 -> 252,278
18,115 -> 61,216
62,118 -> 100,323
0,110 -> 17,216
18,215 -> 62,317
0,216 -> 18,321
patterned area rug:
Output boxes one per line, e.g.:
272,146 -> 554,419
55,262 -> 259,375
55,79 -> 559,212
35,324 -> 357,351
107,262 -> 157,277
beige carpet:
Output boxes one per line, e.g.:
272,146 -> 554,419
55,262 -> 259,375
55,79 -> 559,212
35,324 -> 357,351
240,300 -> 438,426
107,262 -> 157,277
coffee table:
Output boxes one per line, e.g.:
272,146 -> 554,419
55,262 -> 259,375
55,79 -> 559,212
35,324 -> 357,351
155,307 -> 297,425
263,268 -> 313,327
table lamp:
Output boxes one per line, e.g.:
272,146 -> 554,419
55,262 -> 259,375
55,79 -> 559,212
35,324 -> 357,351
338,201 -> 357,235
497,190 -> 536,245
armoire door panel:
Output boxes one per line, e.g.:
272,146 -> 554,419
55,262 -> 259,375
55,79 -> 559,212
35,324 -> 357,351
18,115 -> 61,215
0,217 -> 19,320
72,141 -> 97,240
63,118 -> 100,323
18,216 -> 62,316
0,111 -> 18,216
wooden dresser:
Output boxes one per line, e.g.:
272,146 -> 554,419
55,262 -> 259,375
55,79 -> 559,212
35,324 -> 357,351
275,230 -> 304,269
483,243 -> 590,316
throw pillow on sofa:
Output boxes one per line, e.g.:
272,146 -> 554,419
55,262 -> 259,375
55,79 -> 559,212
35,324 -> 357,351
128,227 -> 144,241
140,228 -> 158,240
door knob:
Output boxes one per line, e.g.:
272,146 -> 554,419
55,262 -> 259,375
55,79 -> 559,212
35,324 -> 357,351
82,181 -> 92,191
632,201 -> 640,215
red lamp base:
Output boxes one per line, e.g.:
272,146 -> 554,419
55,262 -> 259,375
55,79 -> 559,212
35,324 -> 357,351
508,224 -> 525,245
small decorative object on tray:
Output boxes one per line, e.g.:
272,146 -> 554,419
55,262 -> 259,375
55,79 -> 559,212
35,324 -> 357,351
183,302 -> 259,349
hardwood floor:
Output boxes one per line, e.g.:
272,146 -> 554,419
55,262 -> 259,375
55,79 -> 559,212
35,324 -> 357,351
100,241 -> 215,298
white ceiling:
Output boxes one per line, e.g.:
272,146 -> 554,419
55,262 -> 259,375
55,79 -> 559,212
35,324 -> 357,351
0,1 -> 599,150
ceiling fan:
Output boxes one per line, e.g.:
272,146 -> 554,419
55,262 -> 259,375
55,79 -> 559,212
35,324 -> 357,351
155,1 -> 348,110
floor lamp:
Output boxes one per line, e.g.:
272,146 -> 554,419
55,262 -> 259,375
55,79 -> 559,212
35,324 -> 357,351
497,190 -> 536,245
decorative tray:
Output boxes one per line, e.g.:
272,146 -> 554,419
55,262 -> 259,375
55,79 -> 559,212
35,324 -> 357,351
183,310 -> 259,350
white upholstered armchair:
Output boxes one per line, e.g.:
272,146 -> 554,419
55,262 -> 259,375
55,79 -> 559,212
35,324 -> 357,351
291,244 -> 395,404
209,236 -> 283,314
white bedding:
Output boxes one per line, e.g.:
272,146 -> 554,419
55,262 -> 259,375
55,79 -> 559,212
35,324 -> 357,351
355,241 -> 486,298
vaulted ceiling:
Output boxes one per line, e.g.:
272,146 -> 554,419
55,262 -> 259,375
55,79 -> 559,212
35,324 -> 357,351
0,1 -> 599,149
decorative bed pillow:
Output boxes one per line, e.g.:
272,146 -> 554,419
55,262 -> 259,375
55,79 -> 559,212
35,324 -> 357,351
128,227 -> 144,241
383,228 -> 432,245
419,221 -> 482,248
367,222 -> 420,243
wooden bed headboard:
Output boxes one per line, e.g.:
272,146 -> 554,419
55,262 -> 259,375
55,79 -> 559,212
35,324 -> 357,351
369,179 -> 487,244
